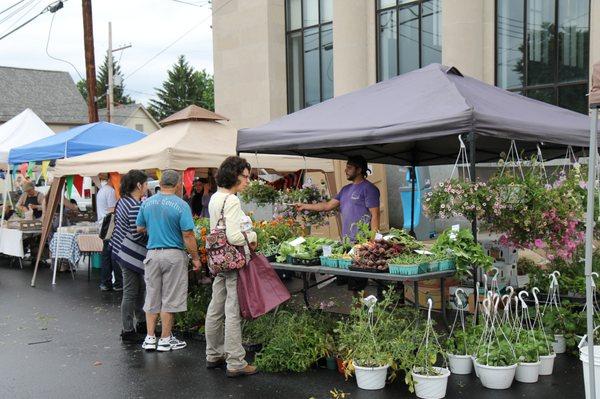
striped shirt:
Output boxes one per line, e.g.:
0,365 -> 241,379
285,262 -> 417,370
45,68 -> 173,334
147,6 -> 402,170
110,196 -> 145,269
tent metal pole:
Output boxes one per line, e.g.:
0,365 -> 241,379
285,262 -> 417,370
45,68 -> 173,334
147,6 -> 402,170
584,107 -> 598,399
469,131 -> 478,322
410,165 -> 416,236
52,185 -> 65,286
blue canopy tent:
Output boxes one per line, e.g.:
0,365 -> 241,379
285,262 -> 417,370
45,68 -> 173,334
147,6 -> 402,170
8,122 -> 145,164
12,122 -> 146,287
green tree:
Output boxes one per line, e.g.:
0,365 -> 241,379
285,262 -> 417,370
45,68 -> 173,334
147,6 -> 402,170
77,53 -> 134,109
147,55 -> 215,121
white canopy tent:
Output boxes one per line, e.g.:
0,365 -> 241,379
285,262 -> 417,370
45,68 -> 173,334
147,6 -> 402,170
0,108 -> 54,168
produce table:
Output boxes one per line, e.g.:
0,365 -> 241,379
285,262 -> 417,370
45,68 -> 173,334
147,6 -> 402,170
270,262 -> 455,325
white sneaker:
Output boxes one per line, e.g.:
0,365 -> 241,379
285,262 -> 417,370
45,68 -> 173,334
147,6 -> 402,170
142,335 -> 157,351
157,335 -> 187,352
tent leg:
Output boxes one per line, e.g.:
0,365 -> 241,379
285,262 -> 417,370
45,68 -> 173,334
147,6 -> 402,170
469,131 -> 478,321
51,186 -> 65,286
409,166 -> 416,237
584,107 -> 598,399
0,176 -> 8,228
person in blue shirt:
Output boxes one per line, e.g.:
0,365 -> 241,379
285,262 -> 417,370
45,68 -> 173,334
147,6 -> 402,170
136,169 -> 200,352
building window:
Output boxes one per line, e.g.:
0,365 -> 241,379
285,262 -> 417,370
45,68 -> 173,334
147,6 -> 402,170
496,0 -> 590,114
285,0 -> 333,113
376,0 -> 442,82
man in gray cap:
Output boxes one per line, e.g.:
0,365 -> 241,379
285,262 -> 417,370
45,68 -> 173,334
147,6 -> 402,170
136,170 -> 200,352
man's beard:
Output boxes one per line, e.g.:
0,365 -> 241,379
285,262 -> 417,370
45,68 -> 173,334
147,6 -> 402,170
346,173 -> 357,181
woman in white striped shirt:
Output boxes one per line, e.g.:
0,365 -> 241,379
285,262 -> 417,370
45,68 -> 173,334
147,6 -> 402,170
110,170 -> 148,343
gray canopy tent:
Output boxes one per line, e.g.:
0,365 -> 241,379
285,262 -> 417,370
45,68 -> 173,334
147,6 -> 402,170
237,63 -> 593,313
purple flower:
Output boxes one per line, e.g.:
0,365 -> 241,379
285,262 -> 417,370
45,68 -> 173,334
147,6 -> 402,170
534,239 -> 544,248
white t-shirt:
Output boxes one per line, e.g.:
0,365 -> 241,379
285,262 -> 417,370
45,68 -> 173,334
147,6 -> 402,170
96,184 -> 117,222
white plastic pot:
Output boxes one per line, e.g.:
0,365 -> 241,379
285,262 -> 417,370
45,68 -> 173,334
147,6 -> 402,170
552,334 -> 566,354
471,355 -> 480,378
515,361 -> 541,383
353,363 -> 389,390
412,367 -> 451,399
475,360 -> 517,390
580,345 -> 600,399
539,353 -> 556,376
448,354 -> 473,375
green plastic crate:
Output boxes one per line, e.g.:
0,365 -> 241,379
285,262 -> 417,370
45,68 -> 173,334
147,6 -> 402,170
428,261 -> 440,272
320,256 -> 338,268
389,263 -> 427,276
438,259 -> 455,271
337,259 -> 352,270
91,253 -> 102,269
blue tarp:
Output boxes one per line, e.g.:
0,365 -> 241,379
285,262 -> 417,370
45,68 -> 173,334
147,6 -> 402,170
8,122 -> 145,164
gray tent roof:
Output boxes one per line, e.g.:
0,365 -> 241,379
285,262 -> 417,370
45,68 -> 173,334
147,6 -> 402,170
237,64 -> 591,166
0,66 -> 88,125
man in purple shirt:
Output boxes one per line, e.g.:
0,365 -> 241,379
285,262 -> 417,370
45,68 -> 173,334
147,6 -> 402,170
297,155 -> 380,293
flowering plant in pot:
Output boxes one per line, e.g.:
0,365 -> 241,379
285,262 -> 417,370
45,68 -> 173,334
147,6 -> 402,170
423,179 -> 493,221
275,185 -> 337,227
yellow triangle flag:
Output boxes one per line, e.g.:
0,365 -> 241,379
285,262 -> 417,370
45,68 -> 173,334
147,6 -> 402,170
41,160 -> 50,179
156,169 -> 162,181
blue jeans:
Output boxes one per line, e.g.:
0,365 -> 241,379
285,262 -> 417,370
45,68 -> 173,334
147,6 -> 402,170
100,241 -> 122,288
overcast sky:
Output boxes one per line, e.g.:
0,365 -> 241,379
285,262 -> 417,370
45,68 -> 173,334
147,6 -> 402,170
0,0 -> 214,105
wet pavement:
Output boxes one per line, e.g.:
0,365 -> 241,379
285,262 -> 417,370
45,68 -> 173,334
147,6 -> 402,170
0,258 -> 586,399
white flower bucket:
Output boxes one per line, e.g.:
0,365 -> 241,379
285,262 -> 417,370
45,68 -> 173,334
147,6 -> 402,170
552,334 -> 566,354
354,364 -> 389,390
539,354 -> 556,375
475,361 -> 517,390
471,355 -> 480,378
580,345 -> 600,399
448,354 -> 472,375
515,361 -> 541,383
412,367 -> 450,399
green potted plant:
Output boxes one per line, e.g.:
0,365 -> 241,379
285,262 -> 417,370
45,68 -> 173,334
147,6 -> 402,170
431,228 -> 493,278
445,328 -> 473,375
514,337 -> 541,383
475,330 -> 518,390
408,299 -> 450,399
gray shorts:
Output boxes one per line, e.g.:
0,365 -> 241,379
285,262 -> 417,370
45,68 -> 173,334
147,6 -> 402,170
143,249 -> 189,313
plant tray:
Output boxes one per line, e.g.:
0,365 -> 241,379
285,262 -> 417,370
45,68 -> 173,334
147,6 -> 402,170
438,259 -> 455,271
337,259 -> 352,270
320,256 -> 338,268
348,266 -> 389,273
265,254 -> 277,262
291,256 -> 321,266
389,263 -> 427,276
427,261 -> 440,272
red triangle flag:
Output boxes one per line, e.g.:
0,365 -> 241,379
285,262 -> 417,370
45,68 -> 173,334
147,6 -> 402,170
73,175 -> 84,196
183,168 -> 195,197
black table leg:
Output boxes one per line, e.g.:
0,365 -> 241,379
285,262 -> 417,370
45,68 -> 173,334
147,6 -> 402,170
301,272 -> 311,309
440,277 -> 449,330
413,281 -> 419,310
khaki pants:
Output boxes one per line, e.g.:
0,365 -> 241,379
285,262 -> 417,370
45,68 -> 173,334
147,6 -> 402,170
205,271 -> 247,370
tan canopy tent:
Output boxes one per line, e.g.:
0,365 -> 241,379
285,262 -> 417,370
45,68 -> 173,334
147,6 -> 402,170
33,106 -> 338,287
53,105 -> 335,176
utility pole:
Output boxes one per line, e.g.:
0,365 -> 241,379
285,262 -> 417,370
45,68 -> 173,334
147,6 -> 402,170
82,0 -> 98,123
107,21 -> 113,123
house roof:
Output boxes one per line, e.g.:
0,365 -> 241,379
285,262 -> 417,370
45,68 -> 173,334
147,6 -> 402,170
98,103 -> 160,129
0,66 -> 88,125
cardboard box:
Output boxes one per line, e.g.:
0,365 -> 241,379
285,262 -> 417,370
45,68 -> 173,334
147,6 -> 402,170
405,283 -> 451,311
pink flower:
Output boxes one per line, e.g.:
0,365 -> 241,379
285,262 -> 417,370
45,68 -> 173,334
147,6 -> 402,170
534,239 -> 545,248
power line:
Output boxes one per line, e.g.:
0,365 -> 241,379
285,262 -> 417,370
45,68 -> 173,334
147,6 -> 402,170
170,0 -> 209,8
124,0 -> 232,80
0,0 -> 26,17
0,0 -> 64,42
45,10 -> 84,80
0,0 -> 35,25
1,0 -> 42,35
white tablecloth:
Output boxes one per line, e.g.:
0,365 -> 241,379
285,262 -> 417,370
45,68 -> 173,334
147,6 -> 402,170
0,227 -> 24,257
